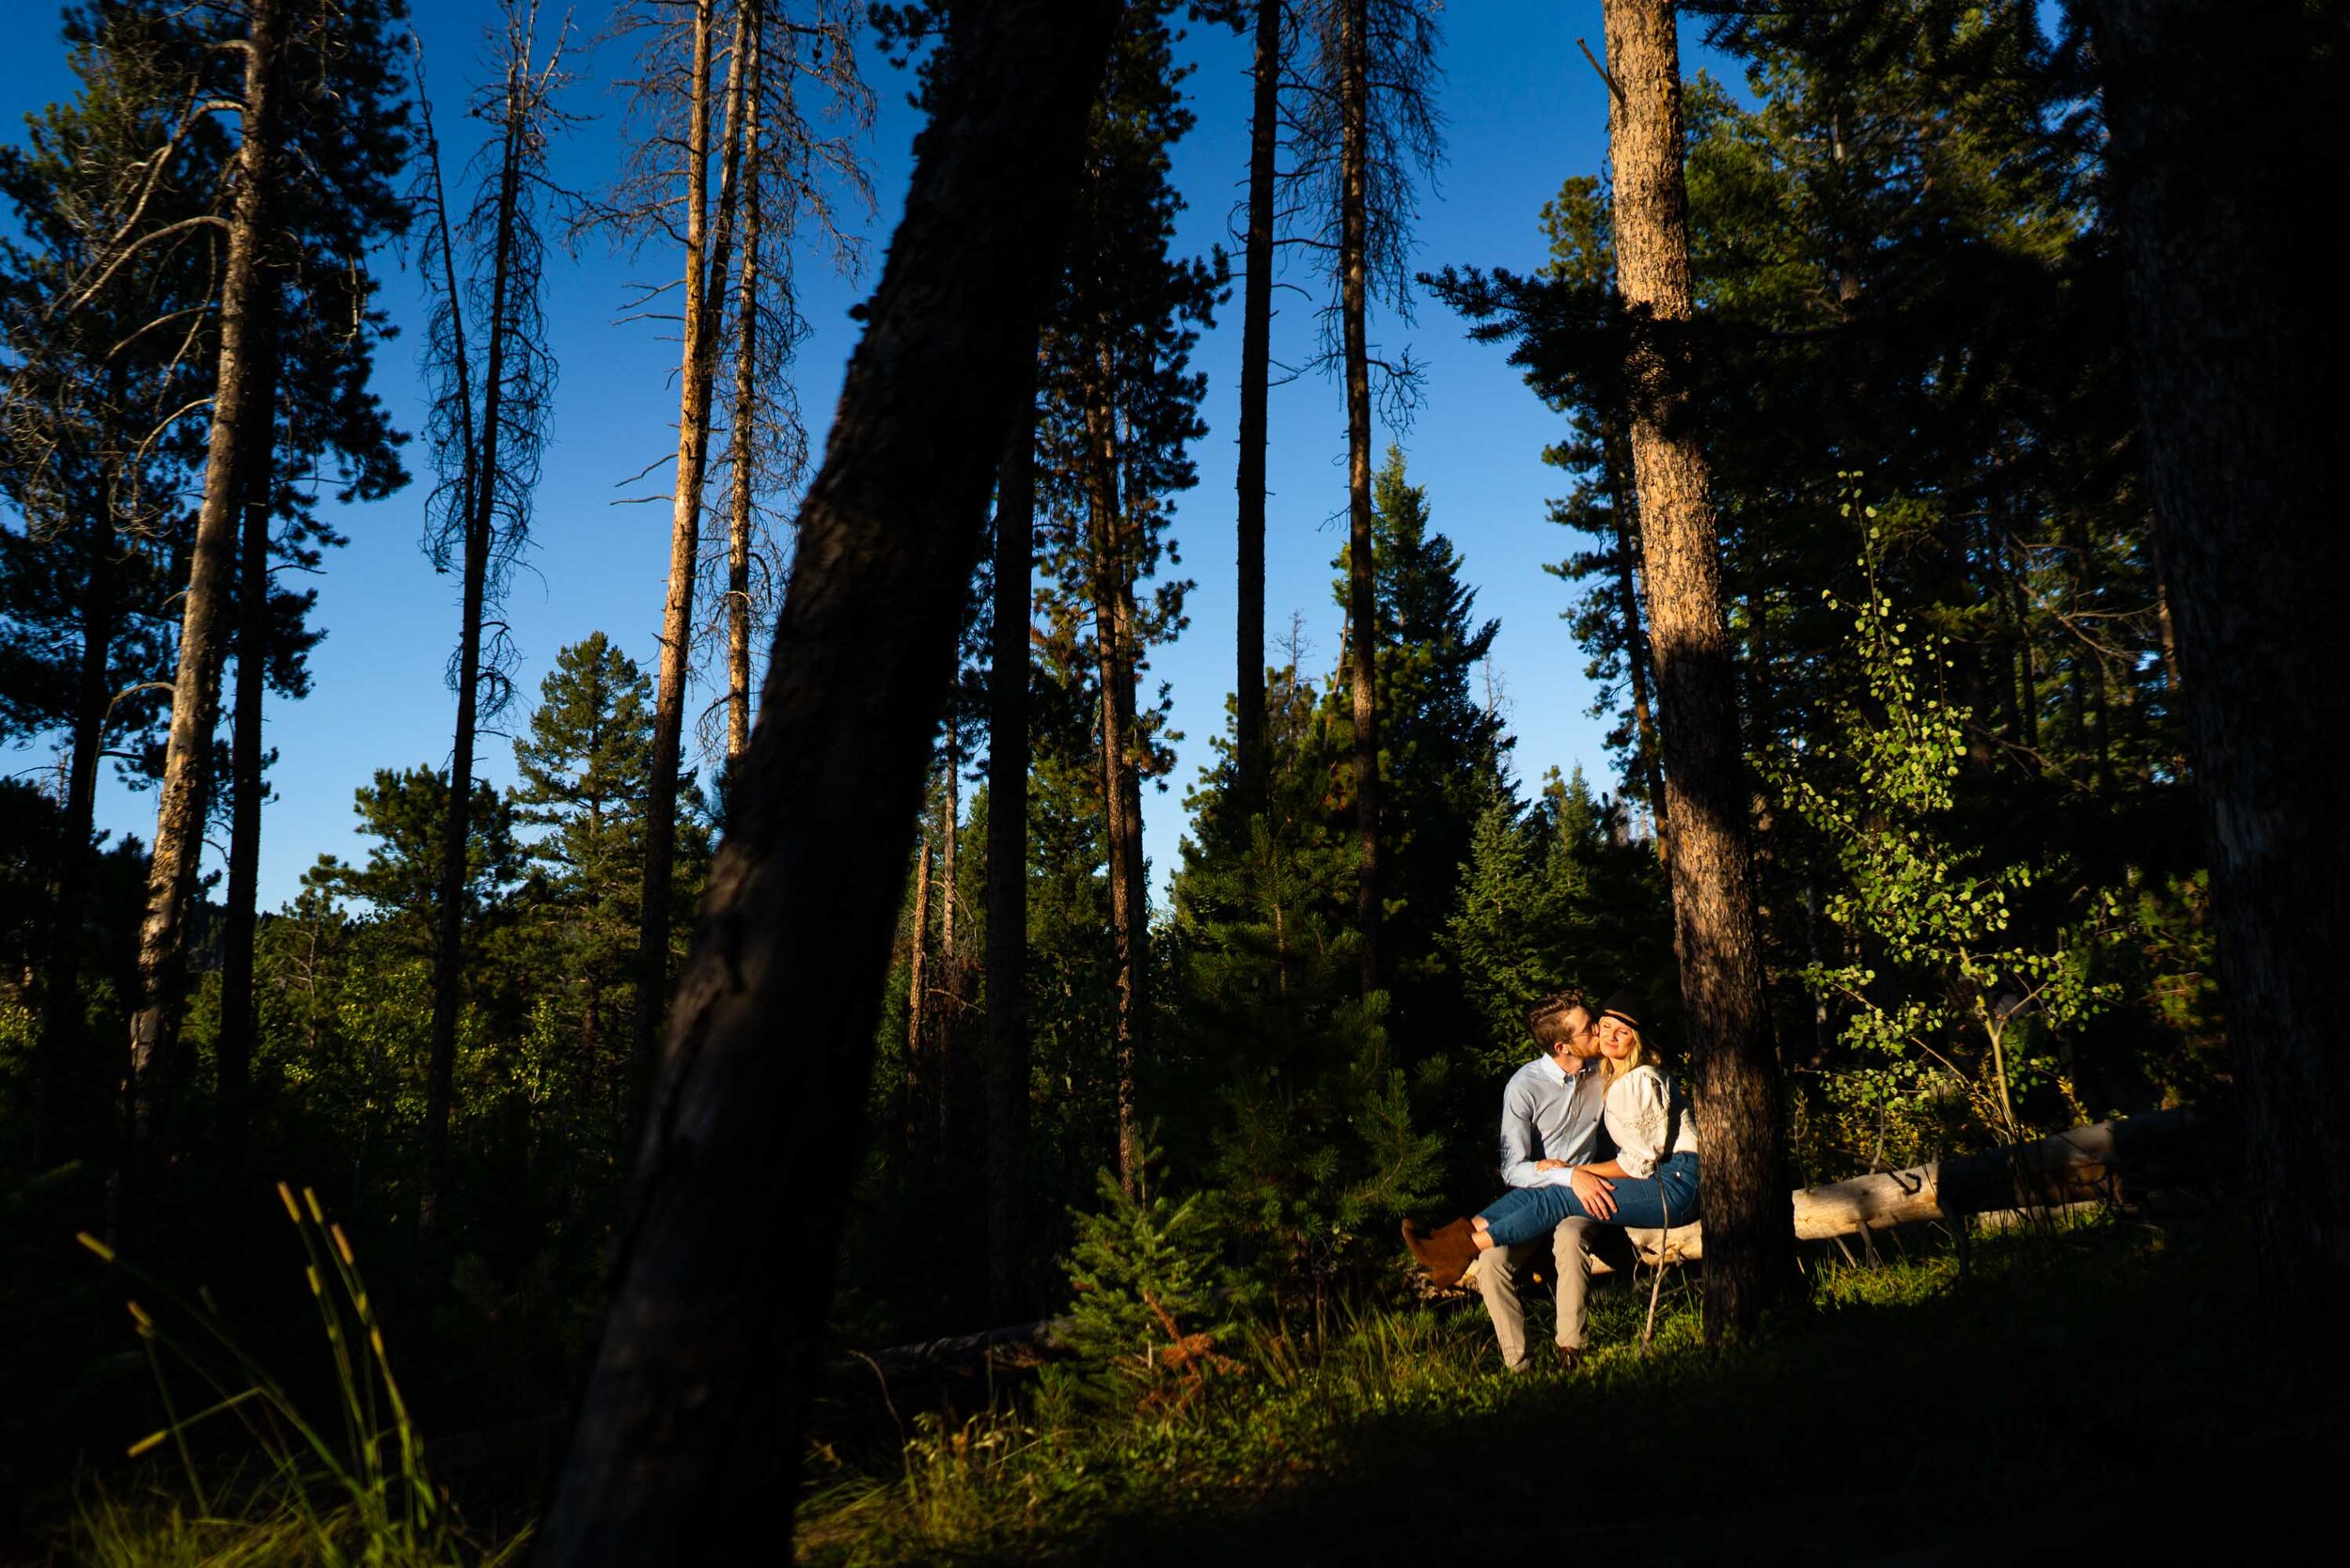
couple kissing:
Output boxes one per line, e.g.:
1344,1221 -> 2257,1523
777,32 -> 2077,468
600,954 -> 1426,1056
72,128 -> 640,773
1402,990 -> 1700,1372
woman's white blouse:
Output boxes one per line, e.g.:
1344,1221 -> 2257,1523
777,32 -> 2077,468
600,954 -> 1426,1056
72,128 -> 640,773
1604,1064 -> 1700,1179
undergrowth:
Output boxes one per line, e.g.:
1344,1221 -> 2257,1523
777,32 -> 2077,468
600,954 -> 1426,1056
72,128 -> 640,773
794,1208 -> 2337,1564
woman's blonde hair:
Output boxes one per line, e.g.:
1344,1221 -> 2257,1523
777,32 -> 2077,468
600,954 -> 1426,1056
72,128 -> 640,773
1600,1019 -> 1649,1083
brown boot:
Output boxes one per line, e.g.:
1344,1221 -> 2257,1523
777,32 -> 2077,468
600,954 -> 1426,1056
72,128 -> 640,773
1402,1216 -> 1481,1288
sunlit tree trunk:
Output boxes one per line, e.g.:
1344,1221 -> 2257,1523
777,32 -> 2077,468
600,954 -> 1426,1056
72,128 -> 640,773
540,7 -> 1115,1552
634,0 -> 752,1088
127,0 -> 281,1137
904,834 -> 930,1146
2094,0 -> 2350,1307
1338,0 -> 1380,997
1084,346 -> 1147,1190
724,25 -> 764,764
1602,0 -> 1793,1342
936,727 -> 958,1154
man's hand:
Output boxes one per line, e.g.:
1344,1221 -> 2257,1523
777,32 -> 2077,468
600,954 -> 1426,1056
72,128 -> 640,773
1535,1158 -> 1568,1172
1569,1166 -> 1617,1219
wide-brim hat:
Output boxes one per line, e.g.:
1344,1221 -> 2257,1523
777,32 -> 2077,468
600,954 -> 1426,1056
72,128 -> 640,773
1597,990 -> 1646,1031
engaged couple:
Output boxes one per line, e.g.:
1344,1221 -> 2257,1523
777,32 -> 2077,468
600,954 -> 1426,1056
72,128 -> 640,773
1402,990 -> 1700,1372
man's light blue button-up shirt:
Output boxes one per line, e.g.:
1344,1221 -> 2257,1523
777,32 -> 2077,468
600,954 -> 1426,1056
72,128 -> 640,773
1497,1053 -> 1605,1188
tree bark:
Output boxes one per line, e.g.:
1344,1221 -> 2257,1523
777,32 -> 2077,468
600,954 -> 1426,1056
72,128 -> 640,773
217,277 -> 282,1172
1084,346 -> 1147,1192
2092,0 -> 2350,1306
905,836 -> 930,1146
1232,0 -> 1280,811
634,0 -> 753,1090
985,347 -> 1038,1320
1602,419 -> 1667,847
537,6 -> 1115,1555
1339,0 -> 1380,998
1601,0 -> 1793,1342
127,0 -> 281,1139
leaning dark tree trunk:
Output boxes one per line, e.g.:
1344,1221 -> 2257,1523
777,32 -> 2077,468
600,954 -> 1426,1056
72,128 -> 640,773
1231,0 -> 1280,810
127,0 -> 281,1138
1601,0 -> 1793,1341
984,342 -> 1038,1320
537,6 -> 1116,1559
2093,0 -> 2350,1303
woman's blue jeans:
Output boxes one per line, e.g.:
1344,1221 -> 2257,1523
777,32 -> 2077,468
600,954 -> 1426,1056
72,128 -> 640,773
1477,1152 -> 1700,1247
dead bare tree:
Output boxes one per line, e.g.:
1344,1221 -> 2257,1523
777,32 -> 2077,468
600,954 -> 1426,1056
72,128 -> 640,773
536,4 -> 1116,1555
1287,0 -> 1443,997
411,1 -> 572,1248
697,4 -> 872,767
619,0 -> 752,1093
600,0 -> 870,1090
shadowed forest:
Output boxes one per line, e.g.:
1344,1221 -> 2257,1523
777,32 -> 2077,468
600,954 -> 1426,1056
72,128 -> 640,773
3,0 -> 2344,1561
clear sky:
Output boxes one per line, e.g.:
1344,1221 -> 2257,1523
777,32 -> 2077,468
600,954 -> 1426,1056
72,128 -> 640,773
1,1 -> 1726,910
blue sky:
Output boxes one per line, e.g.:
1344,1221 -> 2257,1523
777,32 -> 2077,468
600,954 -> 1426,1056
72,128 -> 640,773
1,1 -> 1722,910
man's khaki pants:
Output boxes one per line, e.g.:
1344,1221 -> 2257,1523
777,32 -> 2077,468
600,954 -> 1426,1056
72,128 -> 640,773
1475,1215 -> 1637,1371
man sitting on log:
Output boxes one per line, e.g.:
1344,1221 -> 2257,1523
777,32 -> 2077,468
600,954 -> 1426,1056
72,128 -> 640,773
1404,991 -> 1637,1372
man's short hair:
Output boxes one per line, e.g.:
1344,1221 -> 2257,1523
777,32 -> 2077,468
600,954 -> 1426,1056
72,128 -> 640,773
1525,990 -> 1588,1049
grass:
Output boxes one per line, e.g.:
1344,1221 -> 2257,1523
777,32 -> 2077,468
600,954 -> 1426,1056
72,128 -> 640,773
794,1206 -> 2344,1563
59,1186 -> 524,1567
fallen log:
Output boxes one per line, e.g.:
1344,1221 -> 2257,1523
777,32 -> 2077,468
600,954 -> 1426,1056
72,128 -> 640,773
1480,1105 -> 2213,1278
863,1316 -> 1075,1372
866,1107 -> 2213,1360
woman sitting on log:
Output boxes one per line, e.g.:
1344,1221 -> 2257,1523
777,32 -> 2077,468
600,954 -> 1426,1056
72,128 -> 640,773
1405,995 -> 1700,1283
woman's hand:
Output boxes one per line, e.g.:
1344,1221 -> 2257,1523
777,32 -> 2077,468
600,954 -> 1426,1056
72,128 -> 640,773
1569,1165 -> 1618,1219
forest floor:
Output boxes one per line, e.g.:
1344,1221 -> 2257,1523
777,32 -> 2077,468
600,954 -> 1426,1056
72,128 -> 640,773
795,1204 -> 2341,1564
26,1200 -> 2337,1563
